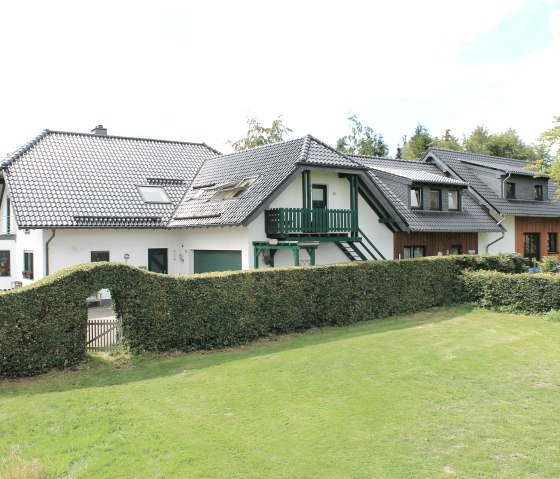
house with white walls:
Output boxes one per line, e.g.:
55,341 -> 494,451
423,148 -> 560,262
0,126 -> 507,290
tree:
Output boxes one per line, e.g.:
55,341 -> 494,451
431,129 -> 462,151
539,116 -> 560,163
401,124 -> 433,160
229,117 -> 292,151
529,116 -> 560,189
463,125 -> 543,162
336,115 -> 389,157
462,125 -> 490,154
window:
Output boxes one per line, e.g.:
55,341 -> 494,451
448,190 -> 460,210
430,189 -> 442,210
450,244 -> 462,255
548,233 -> 558,253
211,177 -> 257,201
0,250 -> 10,276
410,187 -> 423,209
91,251 -> 110,262
403,246 -> 425,258
505,182 -> 516,199
23,251 -> 34,279
535,185 -> 544,201
137,186 -> 171,204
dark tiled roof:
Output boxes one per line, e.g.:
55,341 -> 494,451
169,135 -> 364,228
424,148 -> 560,217
3,130 -> 220,228
351,155 -> 501,232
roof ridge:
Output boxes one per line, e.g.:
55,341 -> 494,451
427,147 -> 527,164
1,129 -> 221,170
305,135 -> 363,166
46,129 -> 219,150
298,135 -> 313,162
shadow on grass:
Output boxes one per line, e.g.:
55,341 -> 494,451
0,304 -> 475,396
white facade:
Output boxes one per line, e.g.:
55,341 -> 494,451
0,167 -> 399,289
478,215 -> 515,254
0,183 -> 45,290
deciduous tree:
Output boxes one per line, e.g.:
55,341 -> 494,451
336,115 -> 389,157
229,117 -> 292,151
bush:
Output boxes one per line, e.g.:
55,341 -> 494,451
538,255 -> 560,272
0,254 -> 524,378
464,270 -> 560,313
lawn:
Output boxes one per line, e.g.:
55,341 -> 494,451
1,305 -> 560,478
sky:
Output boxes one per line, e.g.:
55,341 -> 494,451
0,0 -> 559,158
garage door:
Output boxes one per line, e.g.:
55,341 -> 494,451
193,250 -> 242,273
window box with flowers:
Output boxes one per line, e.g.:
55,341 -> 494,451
22,270 -> 34,279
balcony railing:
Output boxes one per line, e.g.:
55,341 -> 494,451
0,216 -> 15,235
265,208 -> 357,237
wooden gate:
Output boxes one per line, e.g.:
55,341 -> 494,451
87,317 -> 123,352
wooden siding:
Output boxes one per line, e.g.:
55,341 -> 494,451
515,216 -> 560,259
393,232 -> 478,259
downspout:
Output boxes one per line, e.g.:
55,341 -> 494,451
485,217 -> 507,253
486,172 -> 512,254
45,229 -> 56,275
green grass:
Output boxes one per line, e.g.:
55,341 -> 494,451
2,305 -> 560,478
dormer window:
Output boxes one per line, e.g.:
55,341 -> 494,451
410,187 -> 423,209
430,189 -> 442,210
448,190 -> 460,210
534,185 -> 544,201
505,182 -> 516,199
137,186 -> 172,204
211,177 -> 257,201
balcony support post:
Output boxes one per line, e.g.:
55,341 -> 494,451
302,170 -> 311,209
350,175 -> 359,236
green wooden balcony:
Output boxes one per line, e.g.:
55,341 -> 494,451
265,208 -> 358,239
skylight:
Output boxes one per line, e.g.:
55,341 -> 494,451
137,185 -> 172,204
211,177 -> 257,201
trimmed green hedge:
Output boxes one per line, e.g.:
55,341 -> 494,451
465,270 -> 560,313
0,254 -> 526,378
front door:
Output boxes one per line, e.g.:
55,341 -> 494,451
148,248 -> 168,274
523,233 -> 540,262
311,185 -> 328,233
312,185 -> 327,209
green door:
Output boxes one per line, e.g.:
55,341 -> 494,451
194,250 -> 242,273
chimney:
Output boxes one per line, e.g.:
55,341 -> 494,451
91,125 -> 107,136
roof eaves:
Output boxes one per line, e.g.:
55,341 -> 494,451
359,171 -> 410,233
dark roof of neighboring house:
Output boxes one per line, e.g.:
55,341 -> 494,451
424,148 -> 560,217
351,155 -> 502,233
2,130 -> 220,228
169,135 -> 365,228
